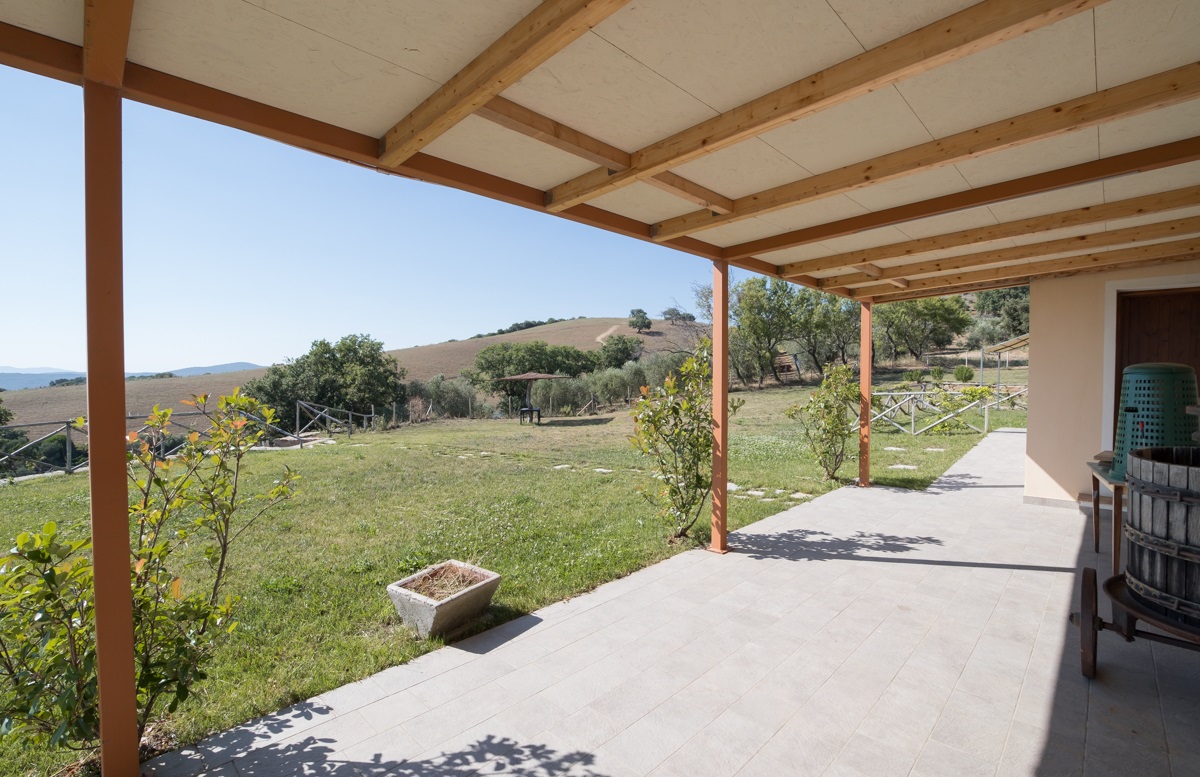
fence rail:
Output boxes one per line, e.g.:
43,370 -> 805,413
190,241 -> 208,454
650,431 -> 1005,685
850,385 -> 1028,436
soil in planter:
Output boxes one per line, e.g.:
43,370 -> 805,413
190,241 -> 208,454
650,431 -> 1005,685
403,564 -> 488,601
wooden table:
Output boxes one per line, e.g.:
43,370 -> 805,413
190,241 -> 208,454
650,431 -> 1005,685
1086,460 -> 1126,576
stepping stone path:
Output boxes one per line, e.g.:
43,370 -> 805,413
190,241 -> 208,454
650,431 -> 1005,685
733,495 -> 750,500
746,490 -> 766,497
888,464 -> 918,470
760,497 -> 776,502
727,483 -> 742,491
552,464 -> 572,470
884,446 -> 906,451
924,447 -> 946,452
774,489 -> 786,495
594,468 -> 613,474
790,492 -> 811,500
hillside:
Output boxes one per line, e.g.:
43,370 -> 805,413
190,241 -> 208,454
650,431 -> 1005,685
1,317 -> 694,425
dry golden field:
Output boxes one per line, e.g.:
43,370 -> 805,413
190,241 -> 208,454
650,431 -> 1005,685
2,317 -> 693,425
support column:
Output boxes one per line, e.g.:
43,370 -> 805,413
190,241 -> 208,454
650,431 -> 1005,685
859,300 -> 873,487
85,80 -> 140,774
710,260 -> 729,553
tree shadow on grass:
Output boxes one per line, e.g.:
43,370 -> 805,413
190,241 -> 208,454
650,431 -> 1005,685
538,418 -> 613,427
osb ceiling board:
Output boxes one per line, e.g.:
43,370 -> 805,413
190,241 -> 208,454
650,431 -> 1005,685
842,165 -> 971,212
1098,100 -> 1200,158
0,0 -> 80,46
756,194 -> 871,232
503,31 -> 717,153
421,115 -> 597,192
892,207 -> 1001,241
1101,161 -> 1200,201
986,181 -> 1106,222
670,139 -> 810,200
895,11 -> 1096,139
757,86 -> 932,175
249,0 -> 539,87
588,181 -> 700,225
953,130 -> 1100,188
591,0 -> 864,114
692,218 -> 792,249
1094,0 -> 1200,89
827,0 -> 975,50
127,0 -> 437,137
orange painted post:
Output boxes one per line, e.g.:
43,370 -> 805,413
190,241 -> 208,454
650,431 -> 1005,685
84,80 -> 140,775
710,260 -> 730,553
859,300 -> 873,487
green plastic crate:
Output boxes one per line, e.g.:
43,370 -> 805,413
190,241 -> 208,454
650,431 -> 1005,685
1112,363 -> 1200,479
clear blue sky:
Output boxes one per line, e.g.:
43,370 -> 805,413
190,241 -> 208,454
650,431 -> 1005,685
0,64 -> 739,373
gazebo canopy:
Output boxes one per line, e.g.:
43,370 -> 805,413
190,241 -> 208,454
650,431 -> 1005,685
2,0 -> 1197,303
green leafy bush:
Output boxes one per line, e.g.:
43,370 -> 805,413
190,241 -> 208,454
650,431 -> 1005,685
787,364 -> 859,480
929,366 -> 945,383
631,340 -> 730,540
954,365 -> 975,383
902,370 -> 923,384
0,392 -> 297,753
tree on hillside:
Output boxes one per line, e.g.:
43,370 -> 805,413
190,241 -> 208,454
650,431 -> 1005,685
0,394 -> 11,427
628,308 -> 652,334
244,334 -> 406,429
596,334 -> 644,369
470,341 -> 595,402
661,306 -> 696,326
875,297 -> 972,360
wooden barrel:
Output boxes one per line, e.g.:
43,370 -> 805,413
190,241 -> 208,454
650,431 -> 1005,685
1125,446 -> 1200,629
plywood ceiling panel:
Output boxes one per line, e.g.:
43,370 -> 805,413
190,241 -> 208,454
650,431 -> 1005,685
250,0 -> 539,87
757,86 -> 932,175
422,115 -> 597,191
591,0 -> 864,113
589,181 -> 700,224
1101,161 -> 1200,201
1098,100 -> 1200,158
1104,204 -> 1200,231
758,242 -> 837,266
1094,0 -> 1200,89
895,11 -> 1096,138
670,139 -> 809,200
843,165 -> 971,212
127,0 -> 439,137
694,218 -> 792,249
758,195 -> 871,232
817,225 -> 915,254
953,130 -> 1100,188
827,0 -> 975,50
0,0 -> 80,46
894,207 -> 1001,240
986,181 -> 1106,222
503,31 -> 717,153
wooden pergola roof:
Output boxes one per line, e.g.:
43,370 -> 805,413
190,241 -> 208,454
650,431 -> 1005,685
2,0 -> 1197,303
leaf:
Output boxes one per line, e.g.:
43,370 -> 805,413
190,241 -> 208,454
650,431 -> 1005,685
170,578 -> 183,600
127,431 -> 140,443
134,559 -> 147,574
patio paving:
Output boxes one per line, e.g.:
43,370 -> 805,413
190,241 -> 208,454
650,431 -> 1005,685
144,428 -> 1200,777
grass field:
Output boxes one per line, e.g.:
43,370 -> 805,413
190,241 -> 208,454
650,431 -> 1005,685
0,384 -> 1025,775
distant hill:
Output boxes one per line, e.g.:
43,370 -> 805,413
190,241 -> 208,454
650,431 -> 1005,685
0,362 -> 264,391
2,317 -> 697,425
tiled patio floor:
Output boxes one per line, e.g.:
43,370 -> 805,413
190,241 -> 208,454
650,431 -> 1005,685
145,429 -> 1200,777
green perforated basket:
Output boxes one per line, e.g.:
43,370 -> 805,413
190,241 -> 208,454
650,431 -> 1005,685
1111,363 -> 1200,479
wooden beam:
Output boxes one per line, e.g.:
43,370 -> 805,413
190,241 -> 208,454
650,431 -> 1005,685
739,137 -> 1200,261
476,97 -> 733,212
710,260 -> 730,553
778,185 -> 1200,276
654,63 -> 1200,241
84,79 -> 139,777
859,301 -> 872,487
854,263 -> 884,278
872,277 -> 1045,303
886,278 -> 910,289
819,214 -> 1200,287
379,0 -> 631,167
83,0 -> 134,87
850,238 -> 1200,298
0,15 -> 82,83
543,0 -> 1110,212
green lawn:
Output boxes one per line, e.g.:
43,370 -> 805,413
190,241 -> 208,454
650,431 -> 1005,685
0,384 -> 1024,776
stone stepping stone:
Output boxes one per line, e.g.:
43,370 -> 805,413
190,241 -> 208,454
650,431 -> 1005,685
594,468 -> 614,474
924,447 -> 946,452
888,464 -> 918,470
552,464 -> 572,470
884,446 -> 906,451
774,489 -> 786,495
733,494 -> 749,500
760,497 -> 776,502
727,482 -> 742,491
746,489 -> 766,496
789,492 -> 811,500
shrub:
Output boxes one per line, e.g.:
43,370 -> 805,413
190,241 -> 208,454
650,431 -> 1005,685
787,364 -> 859,480
530,377 -> 591,414
902,370 -> 923,384
954,365 -> 975,383
641,351 -> 689,389
631,340 -> 730,540
929,365 -> 945,384
589,367 -> 628,405
0,392 -> 297,752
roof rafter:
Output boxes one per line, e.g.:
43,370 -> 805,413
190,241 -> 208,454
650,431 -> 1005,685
543,0 -> 1111,212
733,137 -> 1200,261
847,237 -> 1200,298
778,184 -> 1200,277
83,0 -> 134,87
475,97 -> 733,212
654,62 -> 1200,241
819,214 -> 1200,288
379,0 -> 631,168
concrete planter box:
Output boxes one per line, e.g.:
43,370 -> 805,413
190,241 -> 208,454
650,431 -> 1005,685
387,560 -> 501,638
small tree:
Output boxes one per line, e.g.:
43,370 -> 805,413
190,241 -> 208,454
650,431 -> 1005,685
787,364 -> 859,480
596,334 -> 644,369
631,340 -> 735,541
628,308 -> 652,334
661,306 -> 696,326
954,365 -> 975,383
